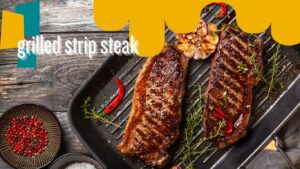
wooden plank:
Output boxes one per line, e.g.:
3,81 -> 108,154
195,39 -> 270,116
0,0 -> 129,32
0,32 -> 128,112
54,111 -> 89,154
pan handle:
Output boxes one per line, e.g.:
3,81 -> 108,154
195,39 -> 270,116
273,135 -> 297,169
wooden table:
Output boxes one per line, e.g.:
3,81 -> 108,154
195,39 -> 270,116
0,0 -> 127,168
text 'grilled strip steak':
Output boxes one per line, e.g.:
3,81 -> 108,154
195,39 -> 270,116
118,45 -> 189,168
203,26 -> 264,148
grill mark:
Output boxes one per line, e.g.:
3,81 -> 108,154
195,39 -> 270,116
230,43 -> 252,65
210,83 -> 241,104
226,95 -> 241,110
140,124 -> 163,147
227,27 -> 250,44
142,114 -> 166,138
214,79 -> 244,103
140,122 -> 164,147
211,67 -> 244,104
218,51 -> 241,76
141,124 -> 162,149
135,126 -> 158,147
226,27 -> 241,36
214,63 -> 244,90
211,70 -> 242,95
232,36 -> 250,55
218,48 -> 251,85
132,135 -> 149,152
208,89 -> 240,111
225,28 -> 254,61
147,100 -> 164,113
221,43 -> 251,67
231,37 -> 251,57
207,94 -> 237,116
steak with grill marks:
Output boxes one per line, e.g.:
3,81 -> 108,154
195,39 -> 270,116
203,25 -> 264,148
117,45 -> 189,168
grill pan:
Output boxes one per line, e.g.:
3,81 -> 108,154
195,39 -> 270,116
69,5 -> 300,169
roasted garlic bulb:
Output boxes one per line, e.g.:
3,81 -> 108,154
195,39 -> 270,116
176,20 -> 219,60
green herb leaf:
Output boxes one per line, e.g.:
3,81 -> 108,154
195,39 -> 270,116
248,43 -> 255,47
181,86 -> 227,169
248,53 -> 256,64
81,97 -> 121,128
219,91 -> 228,105
237,63 -> 249,73
266,45 -> 284,96
231,21 -> 239,29
182,85 -> 204,169
208,105 -> 214,111
249,45 -> 284,96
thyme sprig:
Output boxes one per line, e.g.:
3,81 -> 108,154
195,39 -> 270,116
184,120 -> 226,169
267,45 -> 284,95
248,44 -> 284,96
81,97 -> 121,128
195,120 -> 225,147
237,63 -> 249,73
231,21 -> 239,30
182,85 -> 204,169
181,85 -> 226,169
219,91 -> 228,105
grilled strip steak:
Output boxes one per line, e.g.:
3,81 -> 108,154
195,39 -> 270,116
118,45 -> 189,168
203,26 -> 264,148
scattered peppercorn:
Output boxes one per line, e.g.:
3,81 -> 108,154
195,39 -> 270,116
5,115 -> 49,157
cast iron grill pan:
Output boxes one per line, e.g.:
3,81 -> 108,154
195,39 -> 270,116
69,5 -> 300,169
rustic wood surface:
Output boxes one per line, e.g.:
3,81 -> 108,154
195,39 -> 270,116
0,0 -> 128,168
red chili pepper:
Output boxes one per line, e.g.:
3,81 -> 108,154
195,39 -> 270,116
104,79 -> 125,114
212,107 -> 233,135
210,2 -> 227,18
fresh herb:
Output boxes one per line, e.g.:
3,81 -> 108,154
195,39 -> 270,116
248,53 -> 256,63
184,120 -> 226,169
182,85 -> 204,169
195,120 -> 226,147
211,108 -> 233,135
237,63 -> 249,73
219,91 -> 228,105
81,97 -> 121,128
231,21 -> 239,29
208,105 -> 214,111
266,45 -> 284,95
248,42 -> 255,47
248,45 -> 284,96
181,85 -> 227,169
247,53 -> 268,83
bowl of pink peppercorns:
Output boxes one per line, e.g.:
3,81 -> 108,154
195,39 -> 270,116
0,104 -> 62,169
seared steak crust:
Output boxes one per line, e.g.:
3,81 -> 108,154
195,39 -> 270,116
203,26 -> 264,148
118,45 -> 189,168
